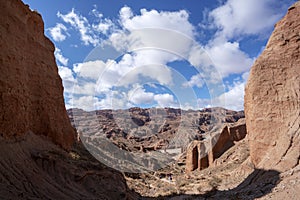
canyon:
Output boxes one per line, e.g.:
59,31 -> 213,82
0,0 -> 299,199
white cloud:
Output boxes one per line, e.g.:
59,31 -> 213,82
73,81 -> 97,96
95,52 -> 174,93
95,91 -> 131,110
54,48 -> 69,66
70,95 -> 98,111
197,98 -> 213,109
207,0 -> 285,40
187,40 -> 253,79
183,74 -> 204,88
109,7 -> 195,57
205,41 -> 254,77
91,5 -> 103,19
92,19 -> 113,34
57,9 -> 100,46
217,82 -> 245,111
73,60 -> 107,80
128,87 -> 154,105
58,66 -> 75,93
154,93 -> 176,107
197,72 -> 249,111
119,6 -> 133,22
119,7 -> 194,38
48,23 -> 68,42
193,0 -> 290,79
58,2 -> 291,111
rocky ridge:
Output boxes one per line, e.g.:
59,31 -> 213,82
68,107 -> 244,172
68,107 -> 244,153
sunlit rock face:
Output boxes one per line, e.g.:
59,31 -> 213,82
245,2 -> 300,172
185,119 -> 247,172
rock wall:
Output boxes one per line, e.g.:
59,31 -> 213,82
0,0 -> 75,149
186,119 -> 247,172
244,2 -> 300,172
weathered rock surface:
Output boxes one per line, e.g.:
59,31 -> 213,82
69,107 -> 244,153
69,107 -> 244,172
0,0 -> 75,149
0,133 -> 138,200
0,1 -> 138,199
244,2 -> 300,172
186,119 -> 247,172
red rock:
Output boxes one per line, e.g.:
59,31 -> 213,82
186,119 -> 247,172
244,2 -> 300,172
0,0 -> 75,149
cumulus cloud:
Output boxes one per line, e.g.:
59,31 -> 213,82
194,0 -> 290,78
69,95 -> 99,111
205,41 -> 254,77
154,93 -> 176,107
127,86 -> 177,107
128,87 -> 154,105
48,23 -> 68,42
197,72 -> 249,111
119,7 -> 194,38
108,7 -> 196,59
207,0 -> 286,40
58,66 -> 75,93
192,0 -> 292,111
183,74 -> 205,88
54,48 -> 69,66
216,82 -> 245,111
73,60 -> 107,80
94,51 -> 174,93
57,2 -> 292,111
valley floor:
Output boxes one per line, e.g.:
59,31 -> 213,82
125,138 -> 300,199
0,133 -> 299,200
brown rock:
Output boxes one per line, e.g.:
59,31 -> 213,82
186,119 -> 247,172
0,0 -> 75,149
228,118 -> 247,141
186,140 -> 210,172
244,2 -> 300,172
0,132 -> 138,200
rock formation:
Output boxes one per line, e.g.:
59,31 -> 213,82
69,107 -> 244,154
0,133 -> 138,200
0,1 -> 137,199
244,2 -> 300,172
186,119 -> 247,172
0,0 -> 75,149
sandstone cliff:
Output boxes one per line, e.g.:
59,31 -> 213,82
0,1 -> 138,199
245,2 -> 300,172
185,119 -> 247,172
0,0 -> 75,149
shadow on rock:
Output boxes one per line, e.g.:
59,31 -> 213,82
143,168 -> 280,200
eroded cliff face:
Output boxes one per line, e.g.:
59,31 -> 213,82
0,0 -> 75,149
0,1 -> 138,199
245,2 -> 300,172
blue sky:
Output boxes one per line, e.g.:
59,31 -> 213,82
23,0 -> 296,111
